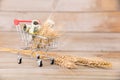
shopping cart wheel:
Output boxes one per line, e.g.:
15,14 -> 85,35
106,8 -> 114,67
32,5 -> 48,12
50,58 -> 54,65
37,59 -> 43,67
17,57 -> 22,64
36,55 -> 40,60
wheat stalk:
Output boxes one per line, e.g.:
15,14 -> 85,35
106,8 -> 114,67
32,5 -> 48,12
0,47 -> 112,69
31,22 -> 59,49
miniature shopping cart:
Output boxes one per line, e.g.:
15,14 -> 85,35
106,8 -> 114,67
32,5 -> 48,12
14,19 -> 58,67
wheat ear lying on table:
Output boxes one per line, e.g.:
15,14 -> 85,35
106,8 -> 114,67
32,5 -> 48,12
0,47 -> 112,69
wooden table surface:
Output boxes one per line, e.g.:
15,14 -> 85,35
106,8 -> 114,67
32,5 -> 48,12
0,32 -> 120,80
0,0 -> 120,80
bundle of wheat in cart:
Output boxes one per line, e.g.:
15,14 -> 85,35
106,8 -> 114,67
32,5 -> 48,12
14,19 -> 59,67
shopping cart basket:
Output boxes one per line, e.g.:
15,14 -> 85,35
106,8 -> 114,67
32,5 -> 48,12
14,19 -> 58,67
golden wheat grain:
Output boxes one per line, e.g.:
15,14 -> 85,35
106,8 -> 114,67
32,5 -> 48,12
0,47 -> 112,69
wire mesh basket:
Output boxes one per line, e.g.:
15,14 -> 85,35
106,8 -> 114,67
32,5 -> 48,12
14,19 -> 58,67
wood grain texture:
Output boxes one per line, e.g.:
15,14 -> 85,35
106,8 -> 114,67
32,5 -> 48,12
1,12 -> 120,32
0,0 -> 54,11
0,0 -> 120,80
0,0 -> 120,32
0,0 -> 119,12
1,32 -> 120,52
0,51 -> 120,80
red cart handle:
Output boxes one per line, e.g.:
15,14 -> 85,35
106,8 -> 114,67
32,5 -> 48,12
14,19 -> 32,26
